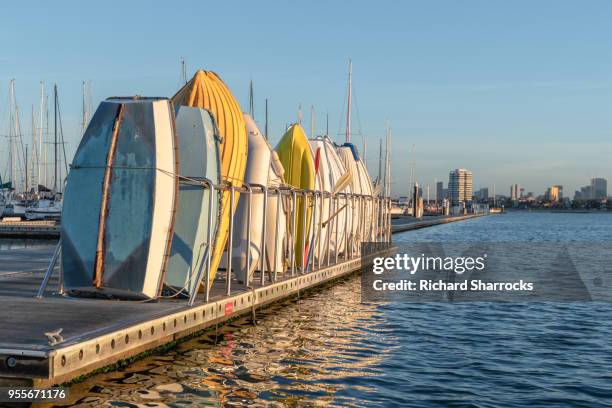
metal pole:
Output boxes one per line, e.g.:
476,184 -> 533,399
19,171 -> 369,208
376,197 -> 381,243
301,191 -> 308,272
317,191 -> 323,270
326,192 -> 333,267
334,195 -> 339,264
290,190 -> 297,277
273,188 -> 281,282
260,186 -> 268,286
387,198 -> 391,242
343,194 -> 349,261
226,186 -> 235,296
58,242 -> 64,294
245,184 -> 253,286
307,192 -> 317,272
189,178 -> 215,306
36,239 -> 61,298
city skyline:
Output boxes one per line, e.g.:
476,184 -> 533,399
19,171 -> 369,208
420,175 -> 609,203
1,1 -> 612,195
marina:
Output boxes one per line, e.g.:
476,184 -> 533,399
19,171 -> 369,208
2,2 -> 612,406
0,67 -> 399,388
0,208 -> 490,387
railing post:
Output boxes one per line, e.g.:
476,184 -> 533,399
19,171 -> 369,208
307,191 -> 317,272
291,190 -> 297,277
245,184 -> 253,286
58,241 -> 64,295
36,239 -> 62,299
334,194 -> 339,265
317,191 -> 324,270
273,187 -> 282,282
326,192 -> 333,268
344,193 -> 349,261
189,178 -> 215,306
301,190 -> 308,273
226,186 -> 235,296
260,186 -> 268,285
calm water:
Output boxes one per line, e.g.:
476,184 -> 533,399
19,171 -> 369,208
42,212 -> 612,407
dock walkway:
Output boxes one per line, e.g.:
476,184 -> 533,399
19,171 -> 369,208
0,245 -> 393,386
0,221 -> 60,238
391,213 -> 485,233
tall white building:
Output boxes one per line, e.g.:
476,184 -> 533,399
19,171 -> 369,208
448,169 -> 473,205
510,184 -> 519,201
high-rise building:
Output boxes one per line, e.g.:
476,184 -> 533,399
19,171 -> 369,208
448,169 -> 473,205
590,178 -> 607,200
436,181 -> 444,203
510,184 -> 519,201
548,185 -> 563,201
474,187 -> 488,202
580,185 -> 592,200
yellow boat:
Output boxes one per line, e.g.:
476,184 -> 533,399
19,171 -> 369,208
172,70 -> 248,288
275,124 -> 315,269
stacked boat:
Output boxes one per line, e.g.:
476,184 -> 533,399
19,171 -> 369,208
60,69 -> 381,300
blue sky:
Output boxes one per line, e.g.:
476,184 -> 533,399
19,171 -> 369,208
1,1 -> 611,196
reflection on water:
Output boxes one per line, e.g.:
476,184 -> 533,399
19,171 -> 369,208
40,213 -> 612,406
51,276 -> 396,407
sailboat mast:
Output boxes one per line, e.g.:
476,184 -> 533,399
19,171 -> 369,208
24,145 -> 28,193
31,105 -> 36,193
345,59 -> 352,143
8,81 -> 14,190
378,137 -> 383,183
310,105 -> 315,137
38,82 -> 45,191
385,124 -> 391,198
180,58 -> 187,84
81,81 -> 86,134
53,84 -> 58,193
264,98 -> 268,140
44,93 -> 49,188
248,80 -> 254,119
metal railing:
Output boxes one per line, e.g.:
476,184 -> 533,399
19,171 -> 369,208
38,180 -> 392,304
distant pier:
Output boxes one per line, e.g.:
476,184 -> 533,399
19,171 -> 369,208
0,220 -> 60,238
391,213 -> 486,233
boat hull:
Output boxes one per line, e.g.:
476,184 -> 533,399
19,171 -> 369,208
164,106 -> 221,297
309,137 -> 350,262
172,70 -> 248,288
275,124 -> 314,269
62,98 -> 177,300
230,114 -> 287,283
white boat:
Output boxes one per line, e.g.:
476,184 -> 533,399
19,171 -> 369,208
337,143 -> 375,251
309,136 -> 351,262
0,193 -> 6,219
229,114 -> 287,283
3,200 -> 27,219
25,199 -> 62,221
